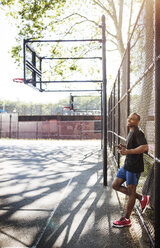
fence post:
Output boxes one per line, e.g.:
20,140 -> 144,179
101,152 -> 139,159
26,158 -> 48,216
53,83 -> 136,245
36,122 -> 38,139
102,15 -> 107,186
112,85 -> 116,156
101,82 -> 103,149
126,42 -> 130,139
118,70 -> 120,168
109,97 -> 112,148
9,114 -> 12,138
127,42 -> 130,117
154,0 -> 160,247
108,97 -> 110,147
110,93 -> 112,148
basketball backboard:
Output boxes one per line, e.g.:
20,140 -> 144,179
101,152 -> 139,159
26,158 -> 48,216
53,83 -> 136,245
23,39 -> 102,93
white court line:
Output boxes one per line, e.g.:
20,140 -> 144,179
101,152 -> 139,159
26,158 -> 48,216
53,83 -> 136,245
31,150 -> 99,248
31,149 -> 100,248
31,176 -> 75,248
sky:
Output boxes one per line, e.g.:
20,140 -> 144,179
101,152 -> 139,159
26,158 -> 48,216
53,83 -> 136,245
0,10 -> 70,104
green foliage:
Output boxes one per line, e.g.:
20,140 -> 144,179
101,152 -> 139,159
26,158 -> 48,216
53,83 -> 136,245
69,64 -> 77,71
74,96 -> 101,111
10,45 -> 22,65
1,0 -> 143,84
1,0 -> 15,6
1,0 -> 66,64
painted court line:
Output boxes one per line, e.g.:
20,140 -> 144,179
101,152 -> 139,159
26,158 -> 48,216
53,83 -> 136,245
31,154 -> 89,248
31,150 -> 99,248
31,176 -> 75,248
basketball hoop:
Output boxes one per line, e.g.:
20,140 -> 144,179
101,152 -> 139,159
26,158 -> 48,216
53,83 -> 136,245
13,78 -> 24,83
64,106 -> 71,109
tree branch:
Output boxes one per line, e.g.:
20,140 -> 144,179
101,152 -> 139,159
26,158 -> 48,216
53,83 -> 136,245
109,0 -> 118,29
92,0 -> 114,20
106,38 -> 118,47
130,26 -> 144,50
127,0 -> 133,42
106,48 -> 118,52
61,20 -> 90,37
54,13 -> 99,27
119,0 -> 124,30
75,45 -> 101,62
57,11 -> 118,42
106,29 -> 117,39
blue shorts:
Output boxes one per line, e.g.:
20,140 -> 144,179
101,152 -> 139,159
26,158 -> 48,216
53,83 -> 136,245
116,166 -> 141,185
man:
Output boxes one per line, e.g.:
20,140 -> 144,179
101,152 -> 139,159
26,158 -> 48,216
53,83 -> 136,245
112,113 -> 150,228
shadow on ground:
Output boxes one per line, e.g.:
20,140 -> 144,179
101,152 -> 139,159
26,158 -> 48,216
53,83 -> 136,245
0,140 -> 139,248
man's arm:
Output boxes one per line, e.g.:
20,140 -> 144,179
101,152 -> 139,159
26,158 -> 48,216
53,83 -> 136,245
120,144 -> 148,155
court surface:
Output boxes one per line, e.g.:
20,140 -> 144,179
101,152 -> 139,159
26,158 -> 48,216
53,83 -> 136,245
0,139 -> 139,248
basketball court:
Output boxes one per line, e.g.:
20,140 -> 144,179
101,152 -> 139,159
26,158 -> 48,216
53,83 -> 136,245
0,139 -> 138,248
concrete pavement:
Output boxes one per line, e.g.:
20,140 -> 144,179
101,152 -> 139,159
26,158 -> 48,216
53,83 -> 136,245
0,139 -> 140,248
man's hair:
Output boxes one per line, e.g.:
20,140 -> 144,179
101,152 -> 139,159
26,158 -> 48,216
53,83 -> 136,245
132,113 -> 140,121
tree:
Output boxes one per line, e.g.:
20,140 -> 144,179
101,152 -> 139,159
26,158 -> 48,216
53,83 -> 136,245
1,0 -> 143,97
1,0 -> 66,63
0,96 -> 101,115
1,0 -> 143,61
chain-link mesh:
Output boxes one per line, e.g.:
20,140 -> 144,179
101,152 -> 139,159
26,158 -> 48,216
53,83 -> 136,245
108,0 -> 155,245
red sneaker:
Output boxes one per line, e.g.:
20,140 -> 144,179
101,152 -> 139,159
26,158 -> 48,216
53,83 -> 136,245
141,195 -> 150,213
113,217 -> 131,228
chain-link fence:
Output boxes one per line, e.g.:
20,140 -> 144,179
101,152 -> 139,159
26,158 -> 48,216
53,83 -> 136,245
108,0 -> 159,246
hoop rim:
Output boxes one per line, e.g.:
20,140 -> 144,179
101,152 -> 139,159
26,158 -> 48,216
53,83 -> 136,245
13,78 -> 24,83
64,106 -> 71,109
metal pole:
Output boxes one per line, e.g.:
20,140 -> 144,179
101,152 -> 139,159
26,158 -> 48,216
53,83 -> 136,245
23,39 -> 26,84
40,58 -> 42,92
118,70 -> 120,168
127,42 -> 130,136
101,81 -> 103,149
109,98 -> 111,148
127,42 -> 130,117
110,93 -> 112,148
102,15 -> 107,186
113,84 -> 116,156
43,89 -> 101,92
26,39 -> 102,43
108,98 -> 110,147
154,0 -> 160,247
32,51 -> 36,87
42,57 -> 102,60
32,80 -> 102,83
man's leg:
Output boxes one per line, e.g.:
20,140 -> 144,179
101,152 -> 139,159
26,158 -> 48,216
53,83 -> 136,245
125,184 -> 137,219
125,185 -> 150,216
112,169 -> 149,227
112,177 -> 142,201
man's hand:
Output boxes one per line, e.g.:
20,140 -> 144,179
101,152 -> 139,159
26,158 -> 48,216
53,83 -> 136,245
119,146 -> 128,155
118,144 -> 148,155
115,143 -> 126,150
